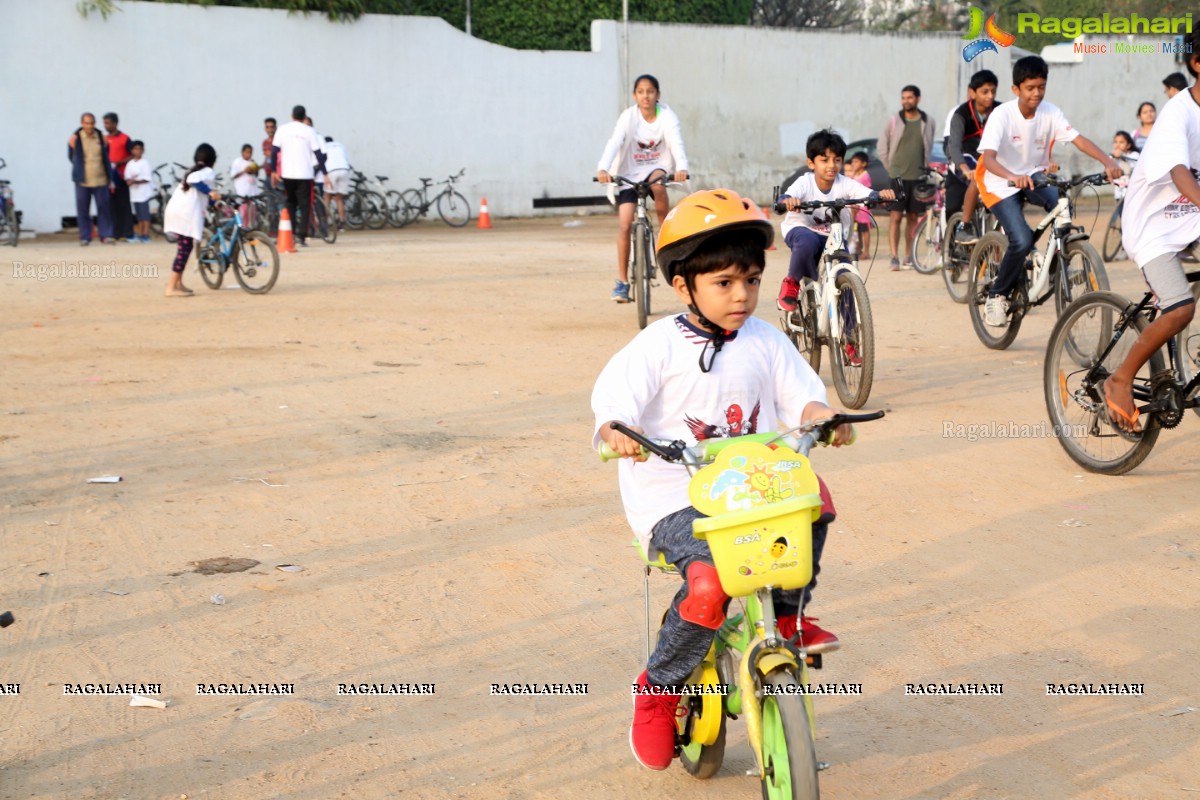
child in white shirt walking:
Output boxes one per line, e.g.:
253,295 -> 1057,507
124,140 -> 154,243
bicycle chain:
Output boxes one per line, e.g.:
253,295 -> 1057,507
1150,370 -> 1184,429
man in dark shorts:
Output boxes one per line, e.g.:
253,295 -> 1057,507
879,85 -> 934,270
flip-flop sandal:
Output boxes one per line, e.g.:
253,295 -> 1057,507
1101,378 -> 1142,434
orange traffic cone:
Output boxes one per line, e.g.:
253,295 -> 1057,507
277,208 -> 297,253
477,197 -> 492,229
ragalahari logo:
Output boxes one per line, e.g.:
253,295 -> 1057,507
962,7 -> 1016,62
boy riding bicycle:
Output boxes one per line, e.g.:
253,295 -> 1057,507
592,188 -> 854,771
1104,32 -> 1200,433
945,69 -> 997,243
977,56 -> 1122,327
775,130 -> 894,363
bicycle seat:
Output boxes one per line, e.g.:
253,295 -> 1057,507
633,538 -> 677,572
376,175 -> 388,183
420,178 -> 433,184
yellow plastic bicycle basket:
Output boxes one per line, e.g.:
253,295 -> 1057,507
692,494 -> 821,595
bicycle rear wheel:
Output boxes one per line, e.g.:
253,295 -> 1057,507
760,669 -> 820,800
233,230 -> 279,294
1102,207 -> 1123,262
385,190 -> 408,228
910,214 -> 941,274
363,190 -> 388,230
942,212 -> 971,304
829,269 -> 874,408
967,232 -> 1023,350
1044,291 -> 1161,474
634,223 -> 652,329
344,193 -> 365,230
437,189 -> 471,227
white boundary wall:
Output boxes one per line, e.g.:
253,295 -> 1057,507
0,1 -> 1184,232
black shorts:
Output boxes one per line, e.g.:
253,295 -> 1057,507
616,188 -> 638,205
855,221 -> 870,235
888,178 -> 928,215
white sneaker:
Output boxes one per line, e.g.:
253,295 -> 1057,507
984,295 -> 1009,327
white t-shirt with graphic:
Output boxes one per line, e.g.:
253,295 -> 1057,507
978,99 -> 1078,204
591,314 -> 826,552
1121,91 -> 1200,266
597,104 -> 689,183
779,173 -> 872,239
272,121 -> 324,180
124,158 -> 154,203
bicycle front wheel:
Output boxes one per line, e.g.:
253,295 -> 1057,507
1044,291 -> 1161,474
760,669 -> 820,800
233,230 -> 280,294
385,190 -> 407,228
437,190 -> 471,227
829,269 -> 875,408
942,212 -> 971,304
1102,207 -> 1123,262
634,223 -> 652,329
967,232 -> 1023,350
344,193 -> 365,230
1054,240 -> 1108,317
197,233 -> 225,290
910,214 -> 941,274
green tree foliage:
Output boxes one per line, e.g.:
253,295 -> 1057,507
128,0 -> 753,48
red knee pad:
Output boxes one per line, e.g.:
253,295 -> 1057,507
679,562 -> 729,630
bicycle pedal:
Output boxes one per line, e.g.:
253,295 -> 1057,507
806,653 -> 823,670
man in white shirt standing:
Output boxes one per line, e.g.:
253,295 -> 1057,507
271,105 -> 325,247
322,136 -> 350,228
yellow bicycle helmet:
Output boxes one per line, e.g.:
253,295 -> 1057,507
656,189 -> 774,283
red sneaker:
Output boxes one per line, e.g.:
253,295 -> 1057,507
801,616 -> 840,654
777,277 -> 800,312
630,671 -> 682,770
844,343 -> 863,367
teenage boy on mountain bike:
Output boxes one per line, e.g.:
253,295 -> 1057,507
945,69 -> 998,243
1104,32 -> 1200,433
977,56 -> 1122,327
592,188 -> 853,771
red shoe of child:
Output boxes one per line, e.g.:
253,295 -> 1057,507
777,277 -> 800,312
777,614 -> 841,654
630,670 -> 682,770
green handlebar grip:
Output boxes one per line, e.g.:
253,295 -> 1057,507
599,442 -> 647,461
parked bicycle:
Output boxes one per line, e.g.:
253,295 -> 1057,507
1044,272 -> 1200,474
151,162 -> 188,242
942,204 -> 1000,303
966,172 -> 1110,350
594,173 -> 676,329
0,158 -> 20,247
774,192 -> 888,409
399,168 -> 471,228
910,166 -> 946,275
600,411 -> 884,800
197,200 -> 279,295
343,170 -> 389,230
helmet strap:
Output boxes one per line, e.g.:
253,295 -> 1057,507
684,281 -> 731,373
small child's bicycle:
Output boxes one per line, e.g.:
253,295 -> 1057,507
773,192 -> 889,409
197,200 -> 280,295
601,410 -> 884,799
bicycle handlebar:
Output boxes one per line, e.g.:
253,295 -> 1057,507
1007,172 -> 1109,189
598,411 -> 885,462
593,174 -> 678,190
772,193 -> 890,215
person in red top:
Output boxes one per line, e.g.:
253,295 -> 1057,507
103,112 -> 135,241
262,117 -> 277,186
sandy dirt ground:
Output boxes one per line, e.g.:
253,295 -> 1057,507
1,203 -> 1198,800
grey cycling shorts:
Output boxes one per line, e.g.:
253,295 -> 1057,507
1140,251 -> 1197,311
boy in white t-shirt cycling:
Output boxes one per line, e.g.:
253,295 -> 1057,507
592,188 -> 854,771
1105,33 -> 1200,432
977,56 -> 1122,327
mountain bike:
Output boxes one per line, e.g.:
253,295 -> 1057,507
942,203 -> 1000,303
774,193 -> 888,409
1045,268 -> 1200,475
909,167 -> 946,275
967,172 -> 1110,350
595,173 -> 676,330
600,411 -> 885,800
0,158 -> 20,247
197,200 -> 279,295
399,168 -> 471,228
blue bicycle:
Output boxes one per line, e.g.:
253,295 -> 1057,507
198,200 -> 279,294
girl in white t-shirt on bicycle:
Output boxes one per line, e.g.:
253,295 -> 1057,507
596,74 -> 689,303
